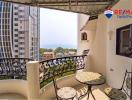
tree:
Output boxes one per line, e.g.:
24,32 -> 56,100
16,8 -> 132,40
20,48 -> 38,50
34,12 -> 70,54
69,48 -> 77,52
64,48 -> 69,53
46,49 -> 53,52
39,48 -> 45,56
54,47 -> 64,54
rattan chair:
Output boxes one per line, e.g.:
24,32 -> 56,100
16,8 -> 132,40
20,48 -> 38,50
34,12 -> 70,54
104,70 -> 131,100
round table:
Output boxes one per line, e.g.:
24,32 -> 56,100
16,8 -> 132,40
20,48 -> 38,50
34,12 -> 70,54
75,72 -> 105,100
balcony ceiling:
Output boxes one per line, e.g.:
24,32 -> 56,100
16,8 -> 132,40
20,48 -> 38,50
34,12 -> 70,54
2,0 -> 119,20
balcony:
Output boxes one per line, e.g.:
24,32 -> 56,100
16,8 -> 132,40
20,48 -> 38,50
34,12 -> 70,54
0,56 -> 105,100
0,0 -> 132,100
0,54 -> 131,100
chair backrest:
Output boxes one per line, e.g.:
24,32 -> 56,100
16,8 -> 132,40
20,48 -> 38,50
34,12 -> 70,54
52,72 -> 60,100
121,70 -> 132,99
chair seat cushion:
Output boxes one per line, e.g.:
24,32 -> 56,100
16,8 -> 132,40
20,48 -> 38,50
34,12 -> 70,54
57,87 -> 76,99
104,87 -> 127,100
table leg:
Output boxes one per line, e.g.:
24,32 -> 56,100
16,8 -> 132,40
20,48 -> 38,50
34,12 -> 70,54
87,86 -> 90,100
87,91 -> 90,100
90,90 -> 96,100
78,85 -> 96,100
87,85 -> 96,100
87,85 -> 91,100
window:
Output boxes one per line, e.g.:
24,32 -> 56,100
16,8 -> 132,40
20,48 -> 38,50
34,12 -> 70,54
19,37 -> 24,39
15,55 -> 18,58
14,23 -> 18,26
14,39 -> 18,42
20,53 -> 23,55
14,7 -> 18,9
19,10 -> 23,12
81,32 -> 87,40
14,18 -> 18,21
19,42 -> 24,45
116,24 -> 132,58
14,34 -> 18,37
15,50 -> 18,52
15,45 -> 18,47
14,29 -> 18,31
14,12 -> 18,15
19,47 -> 23,50
19,31 -> 24,34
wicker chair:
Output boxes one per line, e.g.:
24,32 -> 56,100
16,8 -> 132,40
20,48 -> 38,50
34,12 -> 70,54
104,70 -> 131,100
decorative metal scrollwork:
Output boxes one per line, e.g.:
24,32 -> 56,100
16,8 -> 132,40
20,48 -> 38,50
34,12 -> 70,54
0,58 -> 32,80
39,55 -> 87,88
122,70 -> 132,98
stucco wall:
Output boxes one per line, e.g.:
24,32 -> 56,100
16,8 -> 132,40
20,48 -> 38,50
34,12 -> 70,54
78,0 -> 132,88
89,15 -> 107,76
77,14 -> 90,54
0,80 -> 28,97
106,0 -> 132,88
78,14 -> 107,75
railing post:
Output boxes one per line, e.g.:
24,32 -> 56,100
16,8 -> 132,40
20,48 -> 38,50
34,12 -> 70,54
27,61 -> 40,100
84,55 -> 90,71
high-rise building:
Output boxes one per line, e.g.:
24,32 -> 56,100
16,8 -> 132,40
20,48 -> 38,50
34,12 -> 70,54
0,2 -> 13,58
0,1 -> 40,60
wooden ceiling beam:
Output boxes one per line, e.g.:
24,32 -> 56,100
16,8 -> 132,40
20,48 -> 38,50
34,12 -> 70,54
2,0 -> 119,20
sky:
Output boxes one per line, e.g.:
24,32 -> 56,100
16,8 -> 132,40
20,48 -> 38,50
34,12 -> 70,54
40,8 -> 78,49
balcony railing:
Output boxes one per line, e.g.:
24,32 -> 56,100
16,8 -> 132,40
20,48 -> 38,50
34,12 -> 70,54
39,55 -> 87,88
0,58 -> 32,80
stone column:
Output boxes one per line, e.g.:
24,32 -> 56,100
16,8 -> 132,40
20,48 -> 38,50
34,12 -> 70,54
85,55 -> 91,71
27,61 -> 40,100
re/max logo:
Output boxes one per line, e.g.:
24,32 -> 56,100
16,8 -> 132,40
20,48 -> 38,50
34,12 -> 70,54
114,9 -> 132,15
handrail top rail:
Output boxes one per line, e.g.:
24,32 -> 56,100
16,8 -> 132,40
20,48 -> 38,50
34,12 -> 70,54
0,58 -> 33,60
39,54 -> 87,63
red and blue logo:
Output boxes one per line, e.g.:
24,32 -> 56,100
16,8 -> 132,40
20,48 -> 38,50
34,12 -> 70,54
104,7 -> 132,19
104,9 -> 114,19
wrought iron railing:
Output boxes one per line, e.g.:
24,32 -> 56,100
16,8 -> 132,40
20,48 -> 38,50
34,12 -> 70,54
0,58 -> 32,80
39,55 -> 87,88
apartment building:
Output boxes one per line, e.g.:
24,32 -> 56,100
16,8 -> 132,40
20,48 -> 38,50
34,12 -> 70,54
0,1 -> 40,60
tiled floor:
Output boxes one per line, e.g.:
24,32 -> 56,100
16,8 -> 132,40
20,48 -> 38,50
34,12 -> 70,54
74,89 -> 110,100
73,84 -> 110,100
52,84 -> 110,100
0,84 -> 130,100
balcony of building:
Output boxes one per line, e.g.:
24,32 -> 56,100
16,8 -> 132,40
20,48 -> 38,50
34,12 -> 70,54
0,0 -> 132,100
0,56 -> 113,100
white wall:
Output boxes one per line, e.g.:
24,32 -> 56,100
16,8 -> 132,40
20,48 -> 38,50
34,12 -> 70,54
89,15 -> 107,75
78,15 -> 107,75
78,0 -> 132,88
77,14 -> 90,54
106,0 -> 132,88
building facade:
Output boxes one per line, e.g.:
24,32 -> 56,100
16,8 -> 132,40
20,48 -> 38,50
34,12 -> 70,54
43,52 -> 54,60
0,2 -> 13,58
0,1 -> 40,60
77,14 -> 90,55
